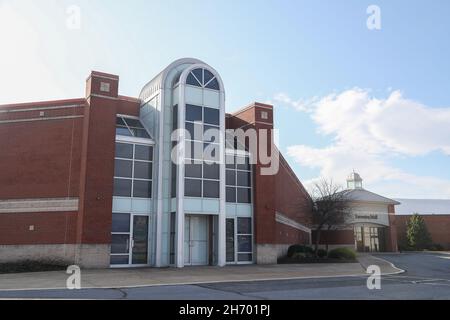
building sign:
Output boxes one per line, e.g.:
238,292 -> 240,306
354,214 -> 379,220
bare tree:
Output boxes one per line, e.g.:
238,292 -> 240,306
307,179 -> 353,255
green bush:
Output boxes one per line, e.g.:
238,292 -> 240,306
287,245 -> 314,258
328,248 -> 356,260
0,259 -> 69,274
317,249 -> 328,258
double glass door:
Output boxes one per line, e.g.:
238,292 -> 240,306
111,214 -> 149,266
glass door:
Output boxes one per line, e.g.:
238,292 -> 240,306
226,218 -> 235,263
110,213 -> 149,267
131,215 -> 149,265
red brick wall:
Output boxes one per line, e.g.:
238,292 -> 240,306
0,212 -> 77,245
386,204 -> 398,252
0,102 -> 85,199
396,214 -> 450,249
311,230 -> 355,245
274,153 -> 311,244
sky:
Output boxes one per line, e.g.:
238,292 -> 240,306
1,0 -> 449,199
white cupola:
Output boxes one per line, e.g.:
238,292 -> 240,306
347,171 -> 363,190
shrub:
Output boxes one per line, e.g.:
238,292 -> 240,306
427,244 -> 444,251
287,245 -> 314,258
328,248 -> 356,260
317,249 -> 328,258
0,259 -> 69,274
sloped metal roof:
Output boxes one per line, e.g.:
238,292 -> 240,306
342,189 -> 400,205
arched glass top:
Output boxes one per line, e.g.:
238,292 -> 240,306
185,68 -> 220,91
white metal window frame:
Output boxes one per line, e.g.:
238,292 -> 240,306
111,137 -> 154,268
110,213 -> 151,268
226,216 -> 254,265
225,154 -> 253,204
184,104 -> 221,199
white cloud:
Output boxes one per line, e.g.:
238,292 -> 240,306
276,89 -> 450,198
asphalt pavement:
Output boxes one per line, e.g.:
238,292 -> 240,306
0,252 -> 449,300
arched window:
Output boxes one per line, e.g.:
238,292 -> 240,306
186,68 -> 220,91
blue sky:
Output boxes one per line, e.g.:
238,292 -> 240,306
1,0 -> 449,198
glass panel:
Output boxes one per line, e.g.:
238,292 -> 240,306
226,187 -> 236,203
170,212 -> 176,265
114,159 -> 132,178
185,122 -> 202,141
171,164 -> 177,198
226,170 -> 236,186
116,117 -> 126,126
237,187 -> 251,203
225,155 -> 235,169
185,179 -> 202,197
238,254 -> 253,262
204,143 -> 220,163
133,180 -> 152,198
134,162 -> 152,180
135,145 -> 153,161
124,118 -> 144,128
110,255 -> 130,265
204,125 -> 219,143
114,179 -> 132,197
238,235 -> 252,252
192,68 -> 204,85
132,216 -> 149,264
186,104 -> 202,122
237,171 -> 251,187
172,105 -> 178,130
115,143 -> 133,159
112,213 -> 130,233
204,107 -> 220,126
185,163 -> 202,178
203,163 -> 220,180
204,69 -> 215,85
226,219 -> 235,262
203,180 -> 219,198
116,127 -> 132,137
205,78 -> 220,90
238,217 -> 252,234
111,234 -> 130,254
236,157 -> 250,171
132,128 -> 151,139
186,73 -> 201,87
185,141 -> 204,160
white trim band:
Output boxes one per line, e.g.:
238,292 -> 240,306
0,198 -> 79,213
275,212 -> 311,234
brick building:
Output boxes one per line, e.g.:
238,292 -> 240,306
395,199 -> 450,250
0,58 -> 312,268
312,173 -> 400,253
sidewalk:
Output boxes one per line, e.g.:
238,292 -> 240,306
357,253 -> 405,275
0,255 -> 400,291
